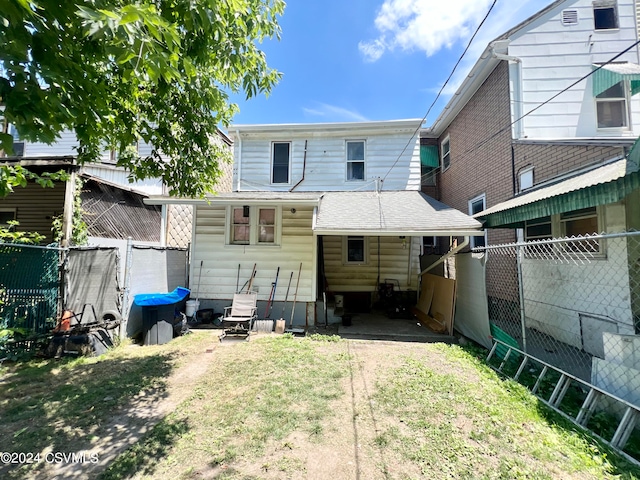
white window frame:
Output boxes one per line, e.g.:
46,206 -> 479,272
519,166 -> 534,192
343,236 -> 368,265
227,205 -> 281,246
593,1 -> 618,30
523,207 -> 605,257
346,140 -> 366,182
468,194 -> 487,249
595,80 -> 630,131
440,136 -> 451,171
271,141 -> 291,185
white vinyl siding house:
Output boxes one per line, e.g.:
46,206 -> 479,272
505,0 -> 640,139
147,119 -> 481,326
232,120 -> 422,192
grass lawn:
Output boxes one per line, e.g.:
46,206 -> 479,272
1,332 -> 639,479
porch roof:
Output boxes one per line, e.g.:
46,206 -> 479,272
144,191 -> 322,206
475,155 -> 640,228
313,191 -> 483,237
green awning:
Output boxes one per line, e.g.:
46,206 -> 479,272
420,145 -> 439,168
477,154 -> 640,228
593,63 -> 640,97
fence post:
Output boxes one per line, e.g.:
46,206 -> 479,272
120,237 -> 133,338
516,243 -> 527,353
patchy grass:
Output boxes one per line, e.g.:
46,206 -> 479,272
3,335 -> 640,479
0,332 -> 216,479
373,343 -> 640,479
101,334 -> 349,479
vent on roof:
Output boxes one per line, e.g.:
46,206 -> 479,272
562,9 -> 579,25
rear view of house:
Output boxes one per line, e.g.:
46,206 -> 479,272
148,119 -> 481,326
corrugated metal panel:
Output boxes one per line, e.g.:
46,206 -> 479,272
592,62 -> 640,96
478,157 -> 640,227
81,178 -> 161,241
82,165 -> 165,195
0,182 -> 66,243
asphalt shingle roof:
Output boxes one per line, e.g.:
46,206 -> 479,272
314,191 -> 482,235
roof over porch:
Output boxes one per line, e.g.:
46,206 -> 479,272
313,191 -> 482,237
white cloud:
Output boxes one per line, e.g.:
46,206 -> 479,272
303,103 -> 369,122
360,0 -> 551,63
360,0 -> 494,62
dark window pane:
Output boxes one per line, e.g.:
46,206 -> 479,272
347,161 -> 365,180
347,237 -> 365,262
594,7 -> 617,29
273,143 -> 290,183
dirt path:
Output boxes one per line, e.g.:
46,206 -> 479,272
35,331 -> 222,480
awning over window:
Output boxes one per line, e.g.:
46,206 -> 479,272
420,145 -> 440,168
592,62 -> 640,97
476,154 -> 640,228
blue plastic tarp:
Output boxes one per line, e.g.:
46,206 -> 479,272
133,287 -> 190,307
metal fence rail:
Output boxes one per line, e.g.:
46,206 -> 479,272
477,231 -> 640,412
0,244 -> 63,334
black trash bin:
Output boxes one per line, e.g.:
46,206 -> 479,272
142,304 -> 178,345
134,287 -> 190,346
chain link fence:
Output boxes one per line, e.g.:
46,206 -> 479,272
479,231 -> 640,458
0,244 -> 62,334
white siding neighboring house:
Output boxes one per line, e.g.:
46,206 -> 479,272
147,119 -> 482,326
0,126 -> 233,248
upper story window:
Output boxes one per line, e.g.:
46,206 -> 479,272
346,140 -> 365,181
468,194 -> 486,249
593,1 -> 618,30
519,167 -> 534,192
596,81 -> 628,129
272,142 -> 290,184
440,136 -> 451,171
2,123 -> 24,156
229,206 -> 280,246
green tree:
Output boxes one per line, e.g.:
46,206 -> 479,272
0,0 -> 284,197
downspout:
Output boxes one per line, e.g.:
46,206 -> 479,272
160,204 -> 167,247
490,43 -> 524,139
420,236 -> 470,276
235,129 -> 242,191
290,139 -> 308,192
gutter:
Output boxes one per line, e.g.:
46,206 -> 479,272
490,42 -> 524,139
235,129 -> 242,191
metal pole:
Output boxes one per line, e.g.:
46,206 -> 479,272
516,243 -> 527,353
121,236 -> 133,338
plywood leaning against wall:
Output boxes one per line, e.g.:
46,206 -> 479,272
412,273 -> 456,335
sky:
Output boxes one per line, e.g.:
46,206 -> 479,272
229,0 -> 554,127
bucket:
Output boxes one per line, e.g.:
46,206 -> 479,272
185,299 -> 200,318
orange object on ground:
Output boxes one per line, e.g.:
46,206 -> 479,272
54,310 -> 74,332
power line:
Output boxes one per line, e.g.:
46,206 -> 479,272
382,0 -> 499,183
461,38 -> 640,156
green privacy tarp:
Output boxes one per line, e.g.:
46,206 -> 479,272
420,144 -> 439,167
592,63 -> 640,97
483,168 -> 640,228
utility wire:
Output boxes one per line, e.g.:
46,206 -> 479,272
382,0 -> 499,183
462,38 -> 640,156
